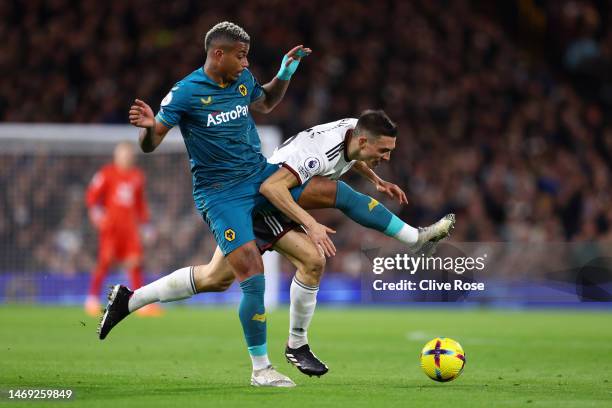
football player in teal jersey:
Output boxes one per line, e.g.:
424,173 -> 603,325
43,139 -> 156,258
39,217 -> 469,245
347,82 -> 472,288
126,21 -> 324,387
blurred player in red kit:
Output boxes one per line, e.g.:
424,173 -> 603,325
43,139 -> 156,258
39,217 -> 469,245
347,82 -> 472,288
84,142 -> 161,317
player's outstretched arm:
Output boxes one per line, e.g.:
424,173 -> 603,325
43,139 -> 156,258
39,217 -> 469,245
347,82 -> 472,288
260,167 -> 336,257
250,45 -> 311,114
129,99 -> 171,153
351,161 -> 408,205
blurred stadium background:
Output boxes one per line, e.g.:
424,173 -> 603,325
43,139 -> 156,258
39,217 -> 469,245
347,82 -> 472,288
1,0 -> 611,307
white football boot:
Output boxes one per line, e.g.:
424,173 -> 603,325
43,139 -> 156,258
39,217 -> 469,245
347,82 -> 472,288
410,213 -> 456,256
251,366 -> 296,387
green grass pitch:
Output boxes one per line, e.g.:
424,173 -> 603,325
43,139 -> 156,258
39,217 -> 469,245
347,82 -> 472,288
1,305 -> 610,407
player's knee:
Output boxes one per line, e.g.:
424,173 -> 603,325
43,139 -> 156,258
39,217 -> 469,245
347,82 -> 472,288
300,250 -> 326,283
239,253 -> 264,277
227,244 -> 263,280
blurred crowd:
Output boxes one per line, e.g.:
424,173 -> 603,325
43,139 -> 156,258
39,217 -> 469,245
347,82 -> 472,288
1,0 -> 612,275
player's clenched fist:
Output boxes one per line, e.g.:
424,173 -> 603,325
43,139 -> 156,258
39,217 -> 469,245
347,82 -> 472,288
129,99 -> 155,128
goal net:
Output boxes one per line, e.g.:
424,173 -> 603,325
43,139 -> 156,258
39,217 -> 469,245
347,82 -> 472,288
0,124 -> 282,307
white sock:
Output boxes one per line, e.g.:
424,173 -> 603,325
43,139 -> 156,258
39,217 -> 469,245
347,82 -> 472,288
288,276 -> 319,349
128,266 -> 196,312
251,354 -> 271,371
394,224 -> 419,245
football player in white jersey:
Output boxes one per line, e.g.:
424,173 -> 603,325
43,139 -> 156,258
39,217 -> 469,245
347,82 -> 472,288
259,111 -> 453,258
99,110 -> 454,378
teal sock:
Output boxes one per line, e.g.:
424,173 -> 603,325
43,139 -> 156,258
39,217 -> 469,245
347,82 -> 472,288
334,181 -> 418,244
335,181 -> 395,232
238,274 -> 268,359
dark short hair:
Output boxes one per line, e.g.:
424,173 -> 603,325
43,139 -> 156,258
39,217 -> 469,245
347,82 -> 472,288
355,110 -> 397,138
204,21 -> 250,52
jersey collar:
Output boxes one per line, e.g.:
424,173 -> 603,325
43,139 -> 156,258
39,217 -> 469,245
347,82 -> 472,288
199,67 -> 233,88
343,128 -> 353,162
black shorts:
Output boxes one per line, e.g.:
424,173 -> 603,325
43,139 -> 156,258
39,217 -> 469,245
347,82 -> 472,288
253,210 -> 304,253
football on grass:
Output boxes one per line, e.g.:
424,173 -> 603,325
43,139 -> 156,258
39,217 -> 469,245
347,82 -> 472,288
420,337 -> 466,382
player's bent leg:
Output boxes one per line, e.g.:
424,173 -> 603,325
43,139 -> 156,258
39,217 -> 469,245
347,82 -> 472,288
273,230 -> 325,287
299,178 -> 455,252
130,266 -> 196,309
98,247 -> 238,339
126,246 -> 235,313
97,249 -> 236,339
226,241 -> 295,387
295,176 -> 337,209
334,181 -> 420,244
298,178 -> 416,241
272,230 -> 329,377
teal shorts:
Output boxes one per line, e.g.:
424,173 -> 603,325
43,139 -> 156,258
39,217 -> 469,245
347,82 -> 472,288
198,163 -> 308,255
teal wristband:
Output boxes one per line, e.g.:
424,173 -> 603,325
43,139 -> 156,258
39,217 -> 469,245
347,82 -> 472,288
276,49 -> 309,80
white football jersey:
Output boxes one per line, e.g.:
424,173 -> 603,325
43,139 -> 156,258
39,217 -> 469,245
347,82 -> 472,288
269,118 -> 358,184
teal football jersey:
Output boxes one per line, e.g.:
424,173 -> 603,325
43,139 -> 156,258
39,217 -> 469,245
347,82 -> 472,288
156,68 -> 266,195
